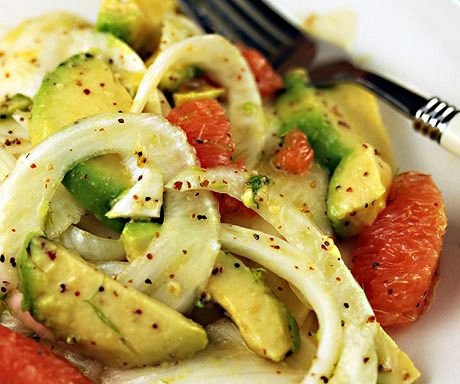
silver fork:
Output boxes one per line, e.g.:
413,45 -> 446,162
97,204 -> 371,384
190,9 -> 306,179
179,0 -> 460,157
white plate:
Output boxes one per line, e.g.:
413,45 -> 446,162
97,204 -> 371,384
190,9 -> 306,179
1,1 -> 459,383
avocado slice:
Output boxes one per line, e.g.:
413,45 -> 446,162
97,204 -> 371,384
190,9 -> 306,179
173,87 -> 225,106
30,53 -> 132,144
327,143 -> 392,238
63,155 -> 131,233
277,70 -> 356,172
30,53 -> 133,232
96,0 -> 148,52
206,251 -> 297,362
0,94 -> 32,117
121,221 -> 161,261
277,70 -> 394,237
96,0 -> 176,57
19,236 -> 208,368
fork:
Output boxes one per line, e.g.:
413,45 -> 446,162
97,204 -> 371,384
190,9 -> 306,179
178,0 -> 460,157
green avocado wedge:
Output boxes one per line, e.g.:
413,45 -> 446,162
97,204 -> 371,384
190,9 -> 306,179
121,221 -> 161,261
18,236 -> 208,368
96,0 -> 176,57
206,251 -> 297,362
327,143 -> 392,238
30,53 -> 133,232
276,70 -> 354,172
276,69 -> 394,237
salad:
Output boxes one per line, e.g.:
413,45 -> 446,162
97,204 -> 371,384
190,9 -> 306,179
0,1 -> 447,383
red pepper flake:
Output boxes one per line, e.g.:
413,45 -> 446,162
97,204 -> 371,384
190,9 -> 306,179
271,245 -> 281,250
346,187 -> 353,192
146,253 -> 153,260
152,323 -> 159,329
47,250 -> 56,261
367,316 -> 376,323
173,181 -> 183,190
30,163 -> 37,169
74,291 -> 80,297
338,120 -> 350,129
83,89 -> 91,95
200,180 -> 210,188
134,309 -> 143,315
169,274 -> 175,279
363,171 -> 369,177
133,195 -> 139,200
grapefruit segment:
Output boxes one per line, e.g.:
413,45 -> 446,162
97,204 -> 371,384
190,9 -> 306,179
0,324 -> 92,384
352,172 -> 447,327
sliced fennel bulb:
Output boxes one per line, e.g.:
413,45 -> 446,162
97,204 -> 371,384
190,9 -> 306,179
60,225 -> 125,262
0,116 -> 32,157
132,35 -> 266,169
117,189 -> 220,313
0,113 -> 199,296
101,319 -> 306,384
0,143 -> 16,183
45,186 -> 85,239
219,224 -> 342,382
256,160 -> 332,236
0,137 -> 85,241
0,12 -> 145,101
166,167 -> 419,384
106,159 -> 164,220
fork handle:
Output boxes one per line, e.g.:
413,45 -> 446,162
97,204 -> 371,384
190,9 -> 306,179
312,63 -> 460,157
357,71 -> 460,157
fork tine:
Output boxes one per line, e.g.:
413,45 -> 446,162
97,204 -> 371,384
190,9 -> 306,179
221,0 -> 294,47
180,0 -> 276,58
231,0 -> 301,43
179,0 -> 220,35
206,0 -> 279,54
